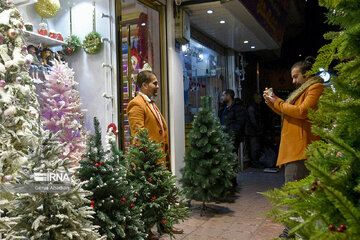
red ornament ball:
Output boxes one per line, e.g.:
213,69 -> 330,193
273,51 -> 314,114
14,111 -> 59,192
95,163 -> 99,167
329,225 -> 336,231
122,198 -> 126,202
340,225 -> 346,230
100,161 -> 104,165
91,200 -> 95,204
130,203 -> 135,208
311,186 -> 316,191
148,178 -> 153,182
161,220 -> 167,224
90,205 -> 94,208
313,181 -> 318,185
337,227 -> 344,232
151,196 -> 157,201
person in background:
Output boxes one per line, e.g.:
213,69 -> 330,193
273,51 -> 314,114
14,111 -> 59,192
263,56 -> 325,239
245,93 -> 264,168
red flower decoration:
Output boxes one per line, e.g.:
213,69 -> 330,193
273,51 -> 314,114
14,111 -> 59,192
161,220 -> 167,224
148,178 -> 152,183
91,200 -> 95,204
100,161 -> 104,165
107,123 -> 118,135
130,203 -> 135,208
95,163 -> 99,167
151,196 -> 157,201
122,198 -> 126,202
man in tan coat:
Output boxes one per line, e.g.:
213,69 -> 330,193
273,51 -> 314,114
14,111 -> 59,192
127,70 -> 182,239
264,57 -> 325,239
127,70 -> 170,170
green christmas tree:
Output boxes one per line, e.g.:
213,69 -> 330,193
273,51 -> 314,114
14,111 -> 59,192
125,128 -> 188,237
8,129 -> 104,240
77,118 -> 146,240
0,0 -> 41,183
180,96 -> 237,212
263,0 -> 360,239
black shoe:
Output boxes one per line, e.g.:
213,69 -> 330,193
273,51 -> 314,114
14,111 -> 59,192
279,227 -> 295,239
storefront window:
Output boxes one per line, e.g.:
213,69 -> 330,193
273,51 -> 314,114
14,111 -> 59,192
121,0 -> 162,150
182,39 -> 226,124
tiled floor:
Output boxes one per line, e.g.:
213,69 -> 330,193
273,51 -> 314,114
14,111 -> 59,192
158,168 -> 285,240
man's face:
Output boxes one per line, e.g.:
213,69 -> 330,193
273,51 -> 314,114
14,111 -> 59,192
143,74 -> 159,98
28,47 -> 36,54
291,67 -> 308,89
222,92 -> 230,104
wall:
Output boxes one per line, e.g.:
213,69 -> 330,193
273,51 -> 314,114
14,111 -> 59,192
18,0 -> 117,139
166,0 -> 186,177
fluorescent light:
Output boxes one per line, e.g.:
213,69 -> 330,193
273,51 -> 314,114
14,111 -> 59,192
251,46 -> 255,49
219,20 -> 225,24
207,10 -> 213,14
243,40 -> 249,44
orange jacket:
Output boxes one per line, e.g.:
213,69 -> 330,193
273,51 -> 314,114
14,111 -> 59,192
266,79 -> 325,166
127,94 -> 171,170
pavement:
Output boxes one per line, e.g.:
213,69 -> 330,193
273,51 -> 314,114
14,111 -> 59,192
158,168 -> 285,240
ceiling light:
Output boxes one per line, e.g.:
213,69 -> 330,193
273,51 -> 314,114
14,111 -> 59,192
243,40 -> 249,44
299,53 -> 302,57
251,46 -> 255,49
207,10 -> 213,14
219,20 -> 225,24
141,22 -> 146,26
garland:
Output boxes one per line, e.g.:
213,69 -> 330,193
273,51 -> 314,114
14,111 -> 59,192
62,35 -> 82,56
82,32 -> 102,54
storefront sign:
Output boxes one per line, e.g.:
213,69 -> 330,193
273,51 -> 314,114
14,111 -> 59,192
239,0 -> 289,46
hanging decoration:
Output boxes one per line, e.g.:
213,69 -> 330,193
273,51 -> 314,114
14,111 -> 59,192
62,7 -> 81,56
83,1 -> 103,54
34,0 -> 60,19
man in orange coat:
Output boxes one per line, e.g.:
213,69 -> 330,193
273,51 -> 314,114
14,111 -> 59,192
127,70 -> 183,239
127,70 -> 170,170
264,57 -> 324,182
264,57 -> 325,239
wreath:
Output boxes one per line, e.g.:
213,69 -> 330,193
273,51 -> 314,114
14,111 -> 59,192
82,32 -> 102,54
62,35 -> 82,56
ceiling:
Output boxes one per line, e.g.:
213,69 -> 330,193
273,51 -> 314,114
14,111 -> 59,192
182,0 -> 283,52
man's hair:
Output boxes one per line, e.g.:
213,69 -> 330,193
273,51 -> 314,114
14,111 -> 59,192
291,56 -> 316,74
224,89 -> 235,100
137,70 -> 156,89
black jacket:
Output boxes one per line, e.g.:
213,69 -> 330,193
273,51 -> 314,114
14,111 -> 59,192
219,99 -> 246,140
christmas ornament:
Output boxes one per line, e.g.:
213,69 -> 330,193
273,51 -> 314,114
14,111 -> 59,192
56,32 -> 63,41
130,203 -> 134,208
100,161 -> 104,165
122,198 -> 126,202
337,227 -> 345,232
49,31 -> 56,39
80,178 -> 84,182
35,0 -> 61,18
311,186 -> 316,191
7,28 -> 17,39
91,200 -> 95,204
329,225 -> 336,231
0,80 -> 6,88
313,181 -> 318,185
83,32 -> 102,54
95,163 -> 99,167
336,151 -> 343,157
4,106 -> 16,116
62,35 -> 81,56
38,21 -> 48,36
148,178 -> 152,182
107,123 -> 118,135
151,196 -> 156,201
161,220 -> 166,224
90,205 -> 94,208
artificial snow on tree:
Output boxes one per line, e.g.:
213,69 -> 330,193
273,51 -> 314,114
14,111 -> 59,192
263,0 -> 360,239
0,0 -> 42,182
40,59 -> 86,167
78,118 -> 146,240
8,129 -> 104,240
125,128 -> 188,237
180,96 -> 237,213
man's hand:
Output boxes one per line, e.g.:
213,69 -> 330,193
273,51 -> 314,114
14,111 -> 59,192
263,87 -> 278,104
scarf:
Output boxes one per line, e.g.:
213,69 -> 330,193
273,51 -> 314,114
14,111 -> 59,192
285,76 -> 324,104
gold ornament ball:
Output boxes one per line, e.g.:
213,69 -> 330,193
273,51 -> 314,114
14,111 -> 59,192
35,0 -> 61,19
7,28 -> 17,39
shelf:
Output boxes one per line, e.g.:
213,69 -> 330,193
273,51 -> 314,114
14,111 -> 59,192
23,30 -> 66,47
14,0 -> 38,7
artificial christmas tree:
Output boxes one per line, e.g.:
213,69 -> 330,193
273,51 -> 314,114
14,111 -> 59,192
40,59 -> 87,167
126,128 -> 188,237
8,129 -> 104,240
263,0 -> 360,239
0,0 -> 41,182
180,96 -> 238,213
78,118 -> 146,240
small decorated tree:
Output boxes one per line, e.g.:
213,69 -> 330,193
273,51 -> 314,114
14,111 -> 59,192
125,128 -> 188,237
8,129 -> 104,239
40,59 -> 86,167
77,118 -> 146,240
180,96 -> 238,213
263,0 -> 360,239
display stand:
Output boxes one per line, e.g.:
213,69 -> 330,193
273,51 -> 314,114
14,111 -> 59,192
23,30 -> 66,47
